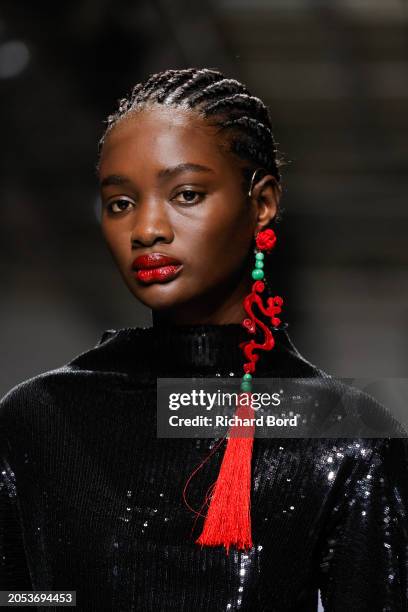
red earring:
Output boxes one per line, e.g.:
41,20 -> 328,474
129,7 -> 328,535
192,228 -> 284,554
240,228 -> 283,386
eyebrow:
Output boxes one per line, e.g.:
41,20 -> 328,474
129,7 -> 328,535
99,162 -> 214,188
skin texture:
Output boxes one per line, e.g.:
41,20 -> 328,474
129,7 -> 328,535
98,104 -> 281,325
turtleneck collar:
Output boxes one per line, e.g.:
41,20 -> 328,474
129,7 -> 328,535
69,321 -> 312,379
150,322 -> 291,373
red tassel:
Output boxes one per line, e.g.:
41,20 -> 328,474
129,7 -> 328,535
195,396 -> 255,555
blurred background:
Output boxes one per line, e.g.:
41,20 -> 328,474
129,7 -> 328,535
1,0 -> 408,395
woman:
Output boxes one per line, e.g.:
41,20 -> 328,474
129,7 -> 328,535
1,67 -> 407,611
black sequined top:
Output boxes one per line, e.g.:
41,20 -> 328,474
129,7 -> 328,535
1,323 -> 407,611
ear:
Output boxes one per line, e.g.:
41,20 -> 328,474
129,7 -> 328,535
249,174 -> 282,232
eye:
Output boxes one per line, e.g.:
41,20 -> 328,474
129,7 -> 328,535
106,198 -> 135,214
173,190 -> 205,206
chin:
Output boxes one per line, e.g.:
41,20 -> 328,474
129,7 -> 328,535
127,279 -> 192,312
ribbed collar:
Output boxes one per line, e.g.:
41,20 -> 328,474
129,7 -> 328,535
71,321 -> 312,379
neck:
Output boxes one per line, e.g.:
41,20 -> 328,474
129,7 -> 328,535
152,268 -> 253,327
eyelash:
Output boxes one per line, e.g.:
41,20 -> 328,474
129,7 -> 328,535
174,189 -> 205,206
105,190 -> 205,214
106,199 -> 134,214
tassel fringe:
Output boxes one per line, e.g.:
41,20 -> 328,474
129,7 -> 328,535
195,396 -> 255,555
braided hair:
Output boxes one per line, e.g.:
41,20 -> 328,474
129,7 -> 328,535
96,68 -> 286,222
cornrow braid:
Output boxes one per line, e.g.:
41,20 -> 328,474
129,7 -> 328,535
221,116 -> 275,148
164,69 -> 224,104
187,79 -> 249,109
97,67 -> 286,220
139,69 -> 184,101
154,70 -> 198,104
203,94 -> 271,127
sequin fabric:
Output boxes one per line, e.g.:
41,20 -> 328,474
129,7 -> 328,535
0,323 -> 407,611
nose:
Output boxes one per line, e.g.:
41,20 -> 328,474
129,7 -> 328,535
130,198 -> 174,247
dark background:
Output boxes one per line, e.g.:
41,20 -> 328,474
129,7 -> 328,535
1,0 -> 407,395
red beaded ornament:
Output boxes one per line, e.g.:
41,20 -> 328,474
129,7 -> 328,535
184,227 -> 284,554
242,228 -> 283,380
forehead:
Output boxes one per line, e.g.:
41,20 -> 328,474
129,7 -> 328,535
99,105 -> 229,172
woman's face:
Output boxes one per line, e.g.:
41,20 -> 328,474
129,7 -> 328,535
98,104 -> 270,321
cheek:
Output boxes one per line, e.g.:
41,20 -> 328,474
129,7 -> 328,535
101,222 -> 130,266
180,206 -> 252,279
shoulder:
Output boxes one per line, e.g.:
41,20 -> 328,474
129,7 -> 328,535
0,366 -> 69,417
0,364 -> 83,450
0,330 -> 121,437
271,330 -> 407,438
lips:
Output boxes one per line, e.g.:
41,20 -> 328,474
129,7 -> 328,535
132,253 -> 182,270
131,253 -> 183,284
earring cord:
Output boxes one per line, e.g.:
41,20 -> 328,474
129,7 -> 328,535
248,167 -> 267,198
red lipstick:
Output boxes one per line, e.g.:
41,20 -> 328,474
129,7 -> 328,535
131,253 -> 183,284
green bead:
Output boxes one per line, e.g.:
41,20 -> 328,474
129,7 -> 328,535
255,252 -> 264,260
243,373 -> 252,380
251,269 -> 264,280
241,381 -> 252,392
255,260 -> 264,269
